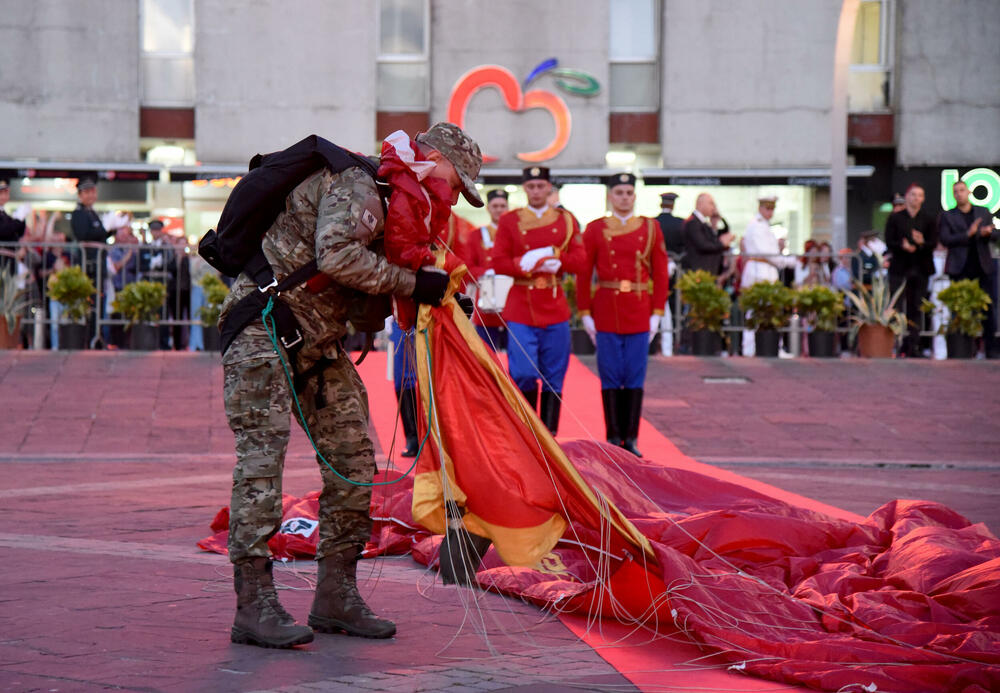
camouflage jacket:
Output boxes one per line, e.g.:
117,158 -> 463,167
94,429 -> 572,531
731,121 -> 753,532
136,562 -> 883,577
220,165 -> 416,364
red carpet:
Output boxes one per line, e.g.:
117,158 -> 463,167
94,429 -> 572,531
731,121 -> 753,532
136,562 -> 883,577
356,352 -> 852,692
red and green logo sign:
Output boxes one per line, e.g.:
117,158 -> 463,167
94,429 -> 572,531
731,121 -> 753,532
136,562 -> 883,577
447,58 -> 600,164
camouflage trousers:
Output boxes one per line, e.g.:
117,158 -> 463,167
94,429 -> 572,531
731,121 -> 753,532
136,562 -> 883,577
223,328 -> 375,563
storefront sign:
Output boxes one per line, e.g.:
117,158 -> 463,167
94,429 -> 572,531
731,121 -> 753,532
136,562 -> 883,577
10,178 -> 148,203
941,168 -> 1000,213
446,59 -> 600,164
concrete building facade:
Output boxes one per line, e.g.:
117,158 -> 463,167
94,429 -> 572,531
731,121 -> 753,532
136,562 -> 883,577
1,0 -> 998,247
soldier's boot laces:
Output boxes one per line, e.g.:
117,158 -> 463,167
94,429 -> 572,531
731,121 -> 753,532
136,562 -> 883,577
308,548 -> 396,639
231,557 -> 314,648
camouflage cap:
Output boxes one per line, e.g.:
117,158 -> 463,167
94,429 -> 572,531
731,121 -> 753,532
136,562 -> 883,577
415,122 -> 484,207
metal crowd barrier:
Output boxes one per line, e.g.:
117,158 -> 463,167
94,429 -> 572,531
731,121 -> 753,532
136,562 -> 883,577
2,241 -> 997,354
657,250 -> 1000,356
1,240 -> 205,350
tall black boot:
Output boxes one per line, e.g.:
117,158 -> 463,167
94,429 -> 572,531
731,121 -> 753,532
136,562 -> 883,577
621,388 -> 644,457
539,391 -> 562,435
518,386 -> 539,414
601,389 -> 623,446
398,387 -> 419,457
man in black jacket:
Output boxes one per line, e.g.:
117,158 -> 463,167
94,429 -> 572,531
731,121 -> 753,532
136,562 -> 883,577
939,180 -> 999,357
885,183 -> 937,357
70,176 -> 111,347
681,193 -> 733,275
657,192 -> 685,259
0,180 -> 27,275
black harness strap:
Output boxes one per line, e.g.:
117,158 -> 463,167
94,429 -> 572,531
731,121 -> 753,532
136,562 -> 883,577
218,255 -> 318,357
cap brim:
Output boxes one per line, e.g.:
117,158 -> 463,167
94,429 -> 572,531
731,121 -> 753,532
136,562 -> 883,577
457,169 -> 484,207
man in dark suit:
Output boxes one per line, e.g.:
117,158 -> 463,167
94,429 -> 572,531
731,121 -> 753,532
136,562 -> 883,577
939,180 -> 999,357
681,192 -> 733,275
657,192 -> 685,260
885,183 -> 937,357
0,179 -> 27,275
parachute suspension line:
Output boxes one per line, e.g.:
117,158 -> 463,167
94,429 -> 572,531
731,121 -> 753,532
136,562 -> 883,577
420,257 -> 969,671
261,296 -> 428,487
435,238 -> 641,488
420,325 -> 510,658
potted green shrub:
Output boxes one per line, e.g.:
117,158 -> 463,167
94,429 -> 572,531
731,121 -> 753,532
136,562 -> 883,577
198,274 -> 229,351
844,270 -> 906,358
47,265 -> 95,350
796,285 -> 845,358
738,281 -> 795,357
677,270 -> 730,356
921,279 -> 991,359
113,280 -> 167,350
1,266 -> 30,349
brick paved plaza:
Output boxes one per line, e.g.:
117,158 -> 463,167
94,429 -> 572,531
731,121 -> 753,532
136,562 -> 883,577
0,351 -> 997,692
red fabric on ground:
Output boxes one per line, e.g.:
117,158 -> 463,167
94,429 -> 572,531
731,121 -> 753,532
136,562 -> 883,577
200,443 -> 1000,691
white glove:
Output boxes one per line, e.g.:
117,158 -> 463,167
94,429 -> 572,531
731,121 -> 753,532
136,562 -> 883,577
519,246 -> 556,273
483,268 -> 496,277
649,314 -> 661,344
538,258 -> 562,274
581,315 -> 597,343
12,204 -> 31,222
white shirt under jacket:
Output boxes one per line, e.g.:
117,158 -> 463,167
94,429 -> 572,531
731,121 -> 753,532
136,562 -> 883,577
739,214 -> 795,289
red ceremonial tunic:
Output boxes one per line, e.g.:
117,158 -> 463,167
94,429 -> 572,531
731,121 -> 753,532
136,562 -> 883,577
577,215 -> 669,334
451,221 -> 505,328
492,207 -> 584,327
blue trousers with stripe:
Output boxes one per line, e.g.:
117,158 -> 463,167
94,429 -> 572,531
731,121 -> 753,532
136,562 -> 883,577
507,321 -> 570,393
595,331 -> 648,389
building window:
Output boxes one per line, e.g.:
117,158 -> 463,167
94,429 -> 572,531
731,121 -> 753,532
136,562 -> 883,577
377,0 -> 429,111
849,0 -> 893,112
609,0 -> 660,112
140,0 -> 195,107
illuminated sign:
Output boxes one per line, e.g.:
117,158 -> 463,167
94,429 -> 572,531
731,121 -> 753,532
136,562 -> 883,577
446,58 -> 600,164
941,168 -> 1000,213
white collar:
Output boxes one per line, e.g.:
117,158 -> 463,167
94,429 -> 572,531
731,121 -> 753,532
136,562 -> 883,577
528,204 -> 549,219
693,209 -> 709,224
612,211 -> 634,224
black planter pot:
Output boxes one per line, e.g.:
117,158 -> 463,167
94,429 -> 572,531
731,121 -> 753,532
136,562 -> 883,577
571,328 -> 596,355
691,329 -> 721,356
129,323 -> 160,351
807,330 -> 836,358
946,333 -> 975,359
203,326 -> 221,352
58,323 -> 88,350
754,329 -> 781,357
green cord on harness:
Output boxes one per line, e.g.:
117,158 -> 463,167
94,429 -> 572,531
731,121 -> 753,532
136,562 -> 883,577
261,295 -> 429,487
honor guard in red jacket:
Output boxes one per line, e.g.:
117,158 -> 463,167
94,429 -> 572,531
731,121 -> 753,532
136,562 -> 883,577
577,173 -> 669,456
454,189 -> 510,350
492,166 -> 585,434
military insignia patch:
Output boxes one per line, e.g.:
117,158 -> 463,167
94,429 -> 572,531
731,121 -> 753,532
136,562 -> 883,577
361,208 -> 378,232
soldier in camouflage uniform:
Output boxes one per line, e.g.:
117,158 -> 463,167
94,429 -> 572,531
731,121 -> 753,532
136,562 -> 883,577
222,123 -> 483,648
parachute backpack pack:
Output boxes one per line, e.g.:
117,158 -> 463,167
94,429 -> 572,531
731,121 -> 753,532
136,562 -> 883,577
198,134 -> 392,359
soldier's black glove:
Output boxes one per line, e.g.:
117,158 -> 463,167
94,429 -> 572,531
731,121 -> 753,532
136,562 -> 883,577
412,267 -> 449,306
456,293 -> 474,318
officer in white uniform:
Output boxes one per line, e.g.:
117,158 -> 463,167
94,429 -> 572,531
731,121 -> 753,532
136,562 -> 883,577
740,195 -> 795,356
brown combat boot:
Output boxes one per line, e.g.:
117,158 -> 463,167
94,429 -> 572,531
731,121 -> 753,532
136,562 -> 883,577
308,547 -> 396,639
231,557 -> 314,648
